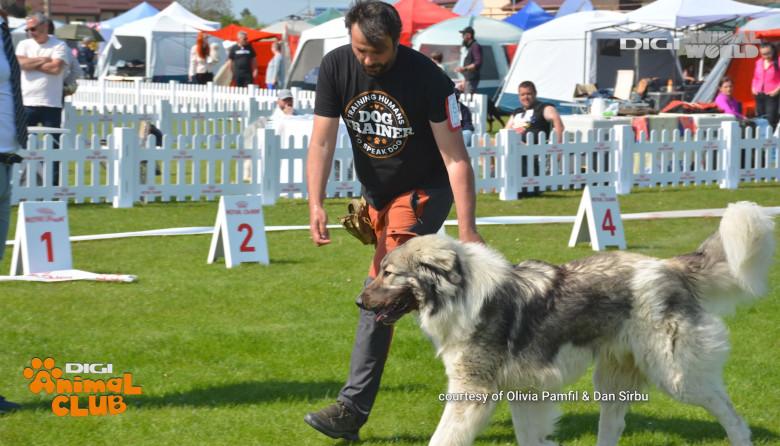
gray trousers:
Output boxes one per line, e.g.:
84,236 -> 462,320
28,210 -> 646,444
337,186 -> 453,425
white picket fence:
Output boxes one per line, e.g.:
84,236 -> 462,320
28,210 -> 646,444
11,120 -> 778,207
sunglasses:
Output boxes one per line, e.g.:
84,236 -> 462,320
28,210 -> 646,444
26,26 -> 39,32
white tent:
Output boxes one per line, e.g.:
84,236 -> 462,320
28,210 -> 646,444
619,0 -> 778,29
157,1 -> 220,30
95,7 -> 221,82
411,16 -> 523,98
285,17 -> 349,89
496,11 -> 681,112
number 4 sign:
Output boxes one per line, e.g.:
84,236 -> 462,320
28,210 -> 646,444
208,195 -> 269,267
10,201 -> 74,275
568,185 -> 626,251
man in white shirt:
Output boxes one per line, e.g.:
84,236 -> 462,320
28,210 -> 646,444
0,0 -> 28,415
271,88 -> 296,122
16,12 -> 68,184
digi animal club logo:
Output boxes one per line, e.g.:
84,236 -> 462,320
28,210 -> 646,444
343,91 -> 414,158
23,357 -> 142,417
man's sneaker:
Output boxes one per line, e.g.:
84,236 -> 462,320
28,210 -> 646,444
0,396 -> 21,414
304,401 -> 361,442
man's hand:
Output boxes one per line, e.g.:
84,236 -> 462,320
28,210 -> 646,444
309,205 -> 331,246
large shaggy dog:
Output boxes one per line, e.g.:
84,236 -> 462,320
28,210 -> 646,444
357,202 -> 774,446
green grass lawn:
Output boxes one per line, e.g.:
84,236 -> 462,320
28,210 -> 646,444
0,184 -> 778,445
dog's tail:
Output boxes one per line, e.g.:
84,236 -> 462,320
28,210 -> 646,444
693,201 -> 775,313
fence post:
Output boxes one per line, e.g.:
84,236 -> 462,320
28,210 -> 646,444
614,125 -> 633,195
113,128 -> 138,208
169,80 -> 179,110
134,78 -> 143,107
499,129 -> 518,200
258,127 -> 280,205
720,120 -> 740,190
99,77 -> 108,108
158,99 -> 173,140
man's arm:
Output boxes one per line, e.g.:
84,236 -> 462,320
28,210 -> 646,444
306,115 -> 340,246
430,119 -> 483,244
37,57 -> 66,75
544,105 -> 565,144
17,55 -> 48,71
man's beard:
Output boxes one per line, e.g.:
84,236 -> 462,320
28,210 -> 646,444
360,60 -> 392,77
462,38 -> 469,47
1,0 -> 26,18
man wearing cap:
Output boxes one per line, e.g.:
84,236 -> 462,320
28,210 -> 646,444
454,26 -> 482,94
271,88 -> 296,122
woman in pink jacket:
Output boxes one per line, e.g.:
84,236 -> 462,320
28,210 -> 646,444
751,42 -> 780,128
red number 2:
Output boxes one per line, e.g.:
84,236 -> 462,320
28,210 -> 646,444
41,231 -> 54,262
238,224 -> 255,252
601,209 -> 617,236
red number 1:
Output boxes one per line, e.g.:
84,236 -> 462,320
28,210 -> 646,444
601,209 -> 617,236
238,224 -> 255,252
41,231 -> 54,262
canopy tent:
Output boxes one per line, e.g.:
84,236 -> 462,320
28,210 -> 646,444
307,7 -> 344,26
618,0 -> 779,29
503,1 -> 554,31
95,13 -> 221,83
496,11 -> 681,112
262,18 -> 314,60
157,1 -> 220,30
412,16 -> 523,97
204,25 -> 281,87
556,0 -> 594,17
394,0 -> 460,47
205,24 -> 278,43
452,0 -> 484,17
692,16 -> 780,116
285,17 -> 349,90
99,1 -> 160,43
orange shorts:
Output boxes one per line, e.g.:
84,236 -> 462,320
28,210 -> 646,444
367,187 -> 453,278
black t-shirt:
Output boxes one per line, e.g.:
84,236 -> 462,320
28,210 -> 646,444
508,101 -> 555,143
315,44 -> 459,210
229,44 -> 256,78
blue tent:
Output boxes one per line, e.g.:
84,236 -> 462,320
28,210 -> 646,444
503,1 -> 554,31
556,0 -> 594,17
100,2 -> 160,42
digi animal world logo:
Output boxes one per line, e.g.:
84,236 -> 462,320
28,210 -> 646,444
23,357 -> 142,416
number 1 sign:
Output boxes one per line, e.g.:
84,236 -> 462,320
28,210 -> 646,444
10,201 -> 73,275
207,195 -> 269,267
568,185 -> 626,251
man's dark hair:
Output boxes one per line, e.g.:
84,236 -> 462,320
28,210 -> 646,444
345,0 -> 402,47
518,81 -> 537,93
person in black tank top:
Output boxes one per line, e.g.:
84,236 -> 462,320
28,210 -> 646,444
505,80 -> 564,144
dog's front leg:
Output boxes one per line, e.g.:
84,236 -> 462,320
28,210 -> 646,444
429,397 -> 497,446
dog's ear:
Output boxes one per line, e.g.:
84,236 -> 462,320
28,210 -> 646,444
418,246 -> 463,285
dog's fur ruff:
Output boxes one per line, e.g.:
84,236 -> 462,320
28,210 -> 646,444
357,201 -> 775,446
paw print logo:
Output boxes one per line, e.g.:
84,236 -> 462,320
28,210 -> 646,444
22,357 -> 62,394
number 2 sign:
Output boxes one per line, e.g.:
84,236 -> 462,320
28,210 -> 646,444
568,186 -> 626,251
208,195 -> 269,267
10,201 -> 74,275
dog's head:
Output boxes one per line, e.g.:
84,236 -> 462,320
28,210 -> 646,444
356,235 -> 464,325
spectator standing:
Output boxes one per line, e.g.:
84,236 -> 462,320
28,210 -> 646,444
189,32 -> 217,84
454,26 -> 481,94
16,12 -> 69,185
0,0 -> 28,415
77,37 -> 95,79
303,0 -> 482,441
227,31 -> 257,88
751,42 -> 780,129
265,41 -> 285,89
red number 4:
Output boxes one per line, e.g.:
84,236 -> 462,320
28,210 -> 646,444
601,209 -> 617,236
238,223 -> 255,252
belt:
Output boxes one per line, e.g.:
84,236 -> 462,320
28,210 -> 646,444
0,151 -> 23,165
